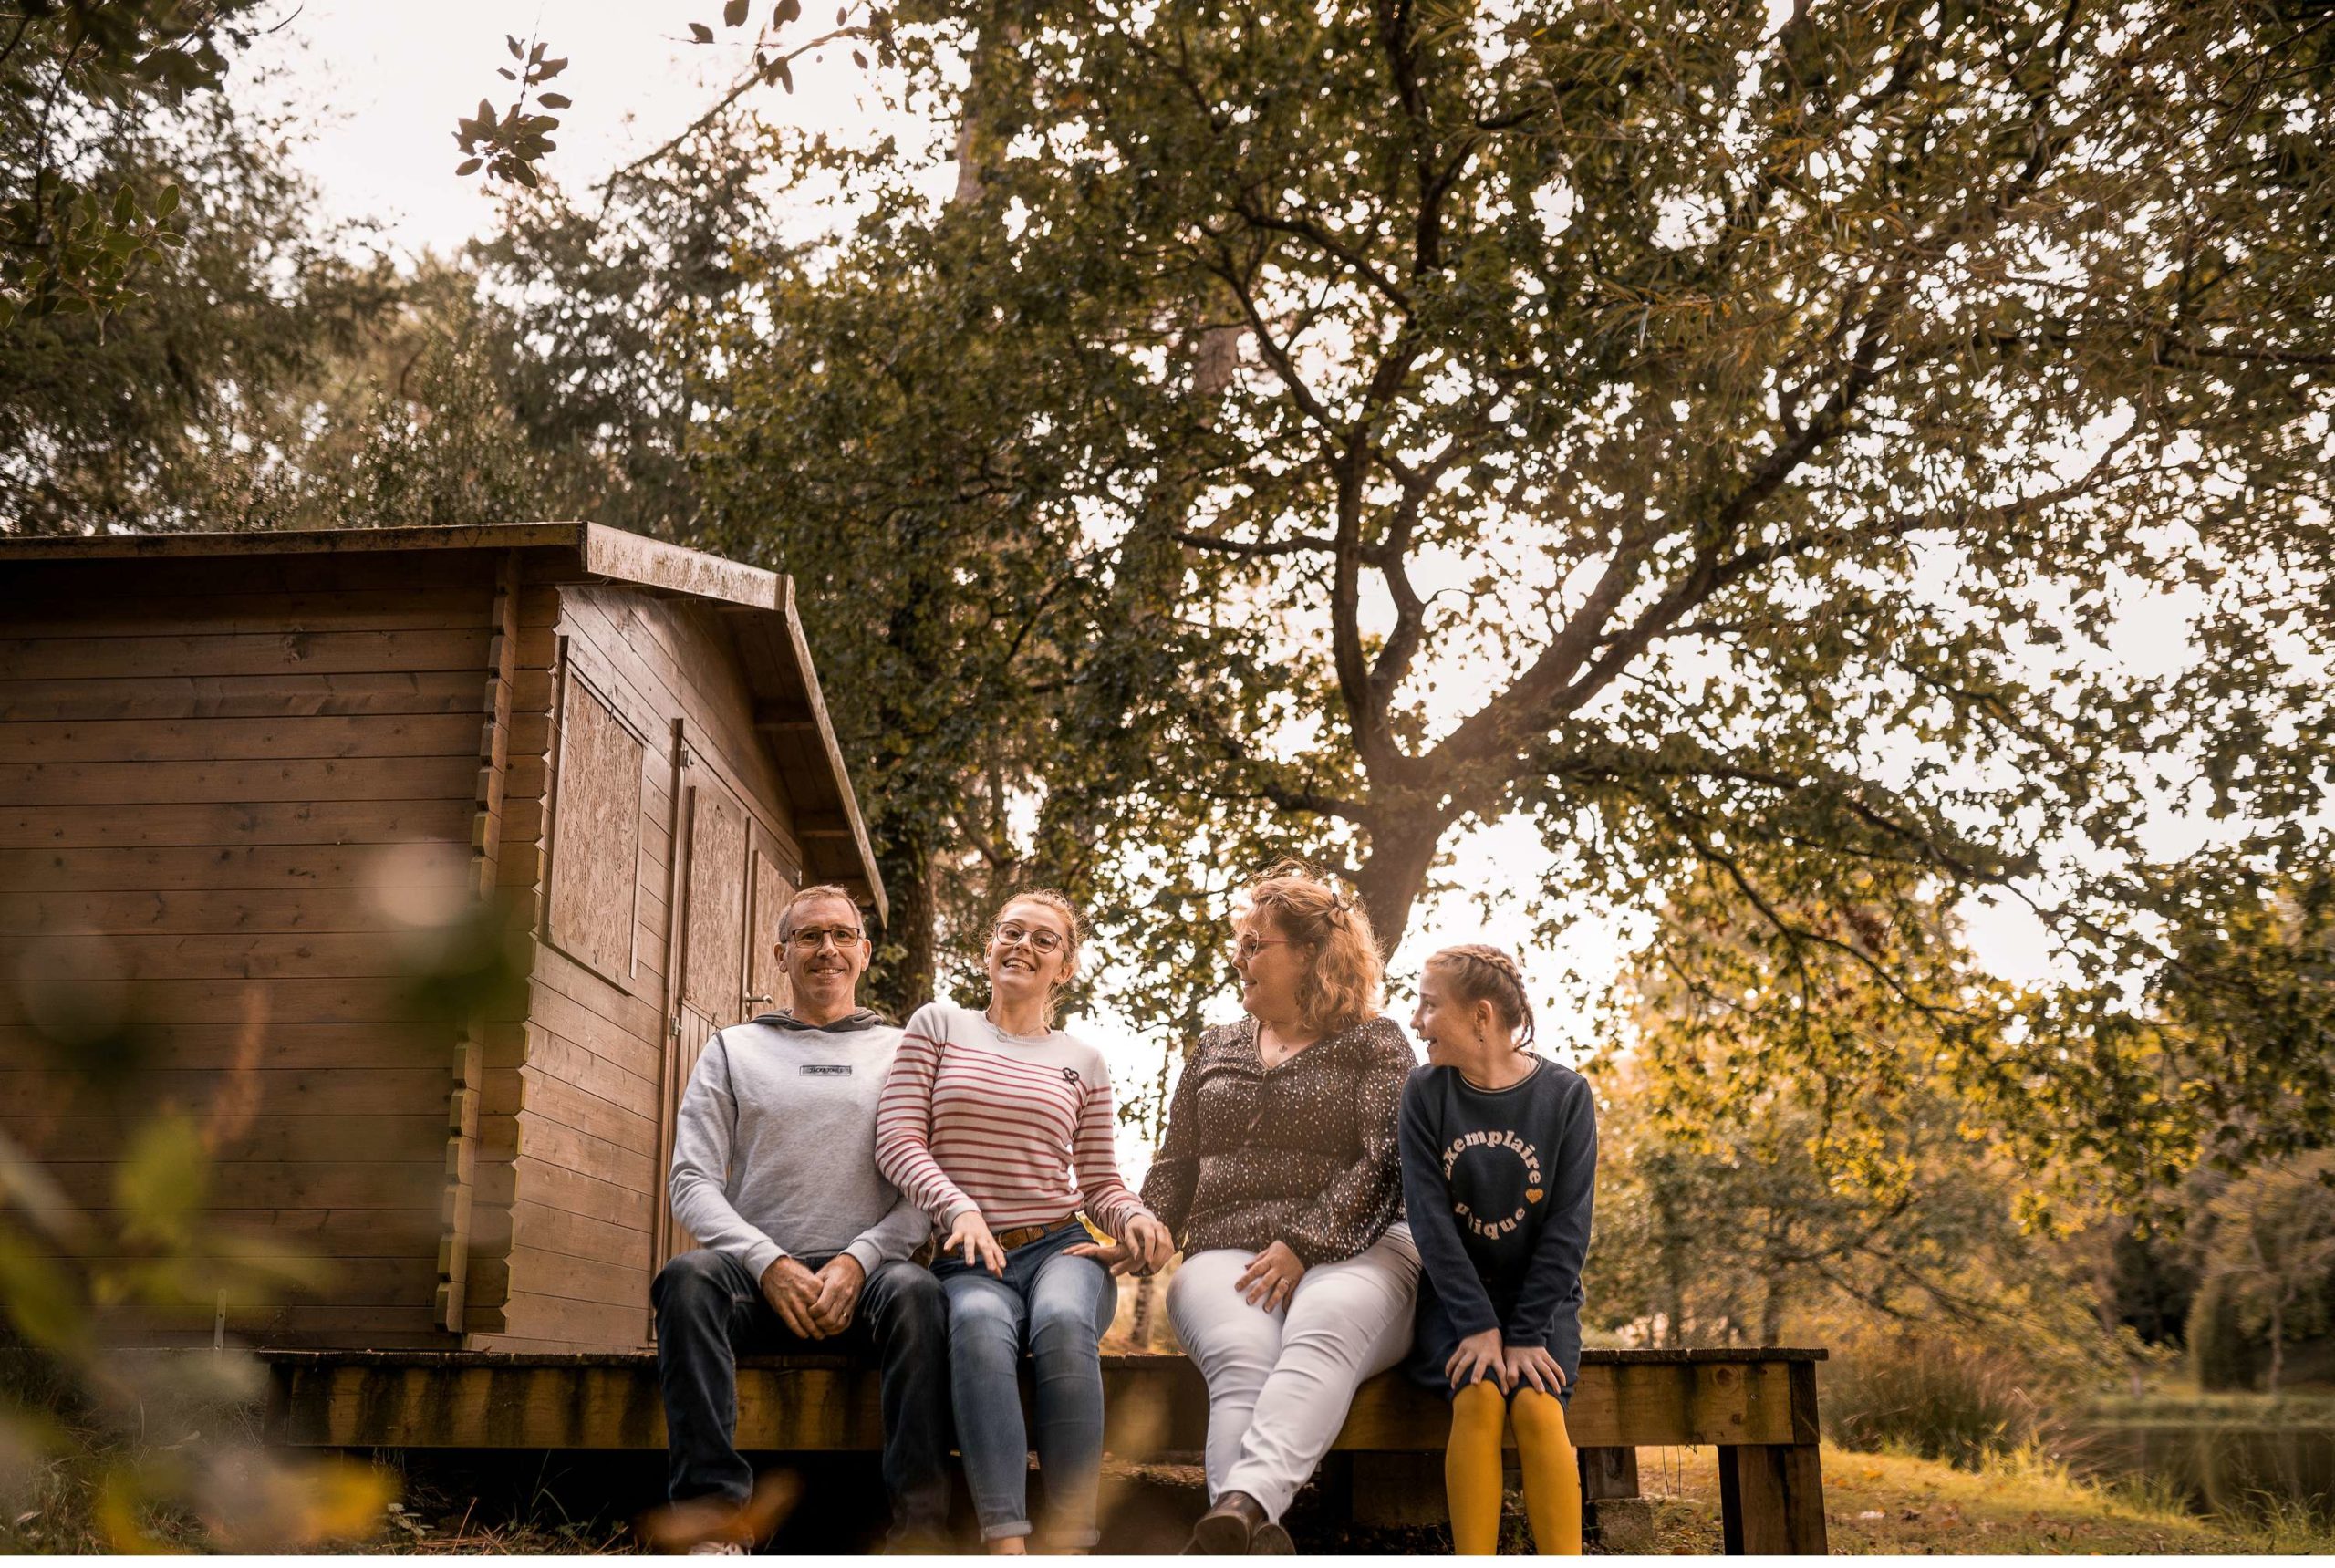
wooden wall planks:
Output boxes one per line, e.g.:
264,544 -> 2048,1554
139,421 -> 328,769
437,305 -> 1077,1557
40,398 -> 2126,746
0,565 -> 494,1347
0,541 -> 853,1354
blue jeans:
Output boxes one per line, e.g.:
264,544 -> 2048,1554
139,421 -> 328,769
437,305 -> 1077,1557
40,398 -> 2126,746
932,1221 -> 1116,1546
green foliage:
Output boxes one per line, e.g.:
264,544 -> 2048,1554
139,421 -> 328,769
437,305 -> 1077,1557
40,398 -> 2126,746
1588,867 -> 2105,1332
0,87 -> 402,534
2186,1154 -> 2335,1392
451,1 -> 891,192
464,122 -> 771,539
2148,867 -> 2335,1175
2187,1268 -> 2257,1394
0,861 -> 534,1548
452,35 -> 568,188
0,0 -> 270,327
693,118 -> 1277,1021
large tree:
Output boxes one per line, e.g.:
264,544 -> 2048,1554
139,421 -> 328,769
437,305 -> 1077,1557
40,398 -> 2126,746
0,81 -> 401,534
692,114 -> 1274,1014
443,1 -> 2335,1143
917,0 -> 2335,933
811,0 -> 2335,1152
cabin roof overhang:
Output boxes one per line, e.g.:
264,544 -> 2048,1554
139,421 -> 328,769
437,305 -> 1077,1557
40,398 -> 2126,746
0,523 -> 886,922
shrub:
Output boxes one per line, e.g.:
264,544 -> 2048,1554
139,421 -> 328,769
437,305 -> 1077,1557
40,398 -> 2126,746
1822,1334 -> 2051,1469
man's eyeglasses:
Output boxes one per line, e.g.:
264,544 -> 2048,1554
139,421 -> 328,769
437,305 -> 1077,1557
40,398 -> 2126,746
993,921 -> 1066,955
788,925 -> 865,950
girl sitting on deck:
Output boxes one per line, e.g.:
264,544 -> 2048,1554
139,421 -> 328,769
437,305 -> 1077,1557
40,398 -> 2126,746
875,888 -> 1173,1554
1400,945 -> 1598,1555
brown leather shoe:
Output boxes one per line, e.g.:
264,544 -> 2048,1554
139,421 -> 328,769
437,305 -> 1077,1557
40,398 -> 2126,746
1188,1490 -> 1266,1554
1251,1521 -> 1295,1553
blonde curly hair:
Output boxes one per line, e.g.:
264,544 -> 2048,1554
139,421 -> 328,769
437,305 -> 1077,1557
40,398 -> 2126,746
1240,860 -> 1384,1037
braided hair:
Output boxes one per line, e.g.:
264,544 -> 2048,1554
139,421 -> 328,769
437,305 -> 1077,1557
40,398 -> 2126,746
1425,943 -> 1537,1052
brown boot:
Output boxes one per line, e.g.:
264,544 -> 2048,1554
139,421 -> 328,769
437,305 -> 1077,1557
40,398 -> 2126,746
1251,1520 -> 1295,1554
1188,1491 -> 1267,1554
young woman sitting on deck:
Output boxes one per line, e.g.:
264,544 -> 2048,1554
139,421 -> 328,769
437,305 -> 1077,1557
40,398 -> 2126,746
875,889 -> 1173,1554
1400,945 -> 1599,1555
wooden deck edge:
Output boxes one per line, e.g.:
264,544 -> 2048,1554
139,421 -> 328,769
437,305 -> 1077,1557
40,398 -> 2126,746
260,1348 -> 1825,1452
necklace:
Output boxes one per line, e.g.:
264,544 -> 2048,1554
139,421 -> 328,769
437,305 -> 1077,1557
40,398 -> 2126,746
1253,1017 -> 1318,1071
986,1003 -> 1045,1039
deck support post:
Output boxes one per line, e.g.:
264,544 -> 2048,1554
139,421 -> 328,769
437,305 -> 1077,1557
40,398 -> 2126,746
1580,1445 -> 1652,1552
1718,1442 -> 1826,1553
1717,1360 -> 1827,1553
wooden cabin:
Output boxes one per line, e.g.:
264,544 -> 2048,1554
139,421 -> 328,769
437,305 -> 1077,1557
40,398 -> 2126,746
0,524 -> 885,1352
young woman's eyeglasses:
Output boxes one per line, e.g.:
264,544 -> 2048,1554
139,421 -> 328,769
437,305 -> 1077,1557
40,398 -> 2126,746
788,925 -> 864,950
992,921 -> 1066,955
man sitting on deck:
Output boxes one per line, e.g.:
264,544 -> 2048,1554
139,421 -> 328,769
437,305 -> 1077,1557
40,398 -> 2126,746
654,884 -> 949,1554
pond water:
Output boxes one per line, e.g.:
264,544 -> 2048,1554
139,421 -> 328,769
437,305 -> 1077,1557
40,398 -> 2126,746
2070,1421 -> 2335,1521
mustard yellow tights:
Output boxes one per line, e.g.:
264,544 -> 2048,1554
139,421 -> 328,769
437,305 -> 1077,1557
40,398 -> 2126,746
1444,1380 -> 1583,1554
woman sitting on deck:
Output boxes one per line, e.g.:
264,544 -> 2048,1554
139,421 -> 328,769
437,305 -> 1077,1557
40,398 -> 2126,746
1400,944 -> 1598,1555
875,889 -> 1173,1554
1133,862 -> 1421,1554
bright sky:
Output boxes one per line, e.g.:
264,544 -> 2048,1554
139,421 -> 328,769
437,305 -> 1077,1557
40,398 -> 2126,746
227,3 -> 2231,1174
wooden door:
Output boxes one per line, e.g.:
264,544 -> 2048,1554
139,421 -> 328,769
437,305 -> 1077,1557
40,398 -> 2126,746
744,825 -> 796,1020
652,745 -> 752,1273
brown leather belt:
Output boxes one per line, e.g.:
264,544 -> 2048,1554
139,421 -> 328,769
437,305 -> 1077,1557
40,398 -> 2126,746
992,1214 -> 1088,1251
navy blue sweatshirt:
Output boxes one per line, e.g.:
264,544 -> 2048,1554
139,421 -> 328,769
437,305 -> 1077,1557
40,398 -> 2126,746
1400,1060 -> 1597,1379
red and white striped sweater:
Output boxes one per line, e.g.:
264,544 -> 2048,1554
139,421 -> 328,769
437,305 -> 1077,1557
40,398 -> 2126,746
875,1002 -> 1150,1239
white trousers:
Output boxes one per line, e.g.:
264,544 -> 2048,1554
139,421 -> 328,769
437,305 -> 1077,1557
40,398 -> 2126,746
1165,1225 -> 1420,1521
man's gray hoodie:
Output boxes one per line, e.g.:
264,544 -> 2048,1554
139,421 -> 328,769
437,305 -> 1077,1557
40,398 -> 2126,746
667,1008 -> 928,1282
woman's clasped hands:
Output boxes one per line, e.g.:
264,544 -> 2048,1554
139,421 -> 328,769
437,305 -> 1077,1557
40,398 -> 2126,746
1064,1212 -> 1175,1276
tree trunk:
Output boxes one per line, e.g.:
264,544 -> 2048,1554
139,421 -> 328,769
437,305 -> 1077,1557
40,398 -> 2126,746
2268,1290 -> 2286,1395
1759,1276 -> 1788,1345
1129,1274 -> 1157,1349
873,830 -> 939,1018
1353,812 -> 1448,954
950,4 -> 1023,207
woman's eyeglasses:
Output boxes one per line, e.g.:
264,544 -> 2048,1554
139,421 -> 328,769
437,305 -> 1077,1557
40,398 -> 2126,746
1230,935 -> 1293,962
993,921 -> 1066,955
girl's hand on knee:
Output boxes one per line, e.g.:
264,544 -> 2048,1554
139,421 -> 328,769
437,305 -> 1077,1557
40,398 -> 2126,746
1063,1237 -> 1134,1273
1446,1328 -> 1509,1391
1502,1343 -> 1564,1397
947,1210 -> 1007,1275
1234,1241 -> 1305,1311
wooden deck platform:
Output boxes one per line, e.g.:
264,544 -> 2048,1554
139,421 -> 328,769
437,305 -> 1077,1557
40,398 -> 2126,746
261,1346 -> 1828,1552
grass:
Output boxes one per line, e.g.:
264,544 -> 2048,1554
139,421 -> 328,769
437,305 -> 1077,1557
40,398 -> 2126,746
1819,1334 -> 2050,1468
2081,1387 -> 2335,1426
1631,1440 -> 2335,1555
344,1443 -> 2335,1556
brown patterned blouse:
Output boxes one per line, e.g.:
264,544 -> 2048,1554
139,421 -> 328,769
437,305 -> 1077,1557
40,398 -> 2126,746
1139,1013 -> 1417,1267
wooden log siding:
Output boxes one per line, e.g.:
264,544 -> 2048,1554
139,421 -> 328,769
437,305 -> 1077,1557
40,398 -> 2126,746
436,551 -> 524,1334
0,566 -> 500,1346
